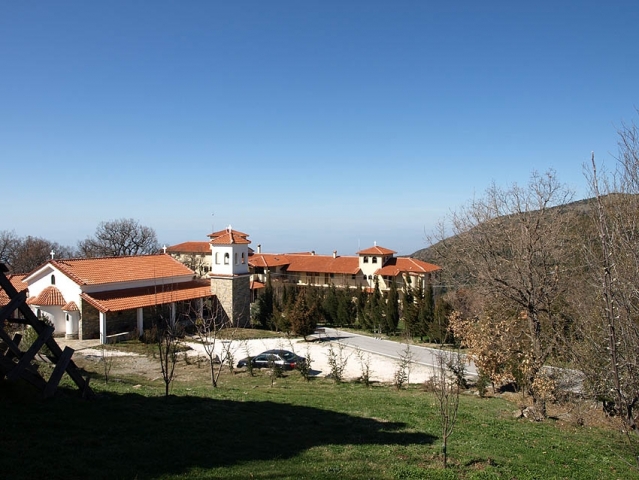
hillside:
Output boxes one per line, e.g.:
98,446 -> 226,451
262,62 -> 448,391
410,195 -> 610,286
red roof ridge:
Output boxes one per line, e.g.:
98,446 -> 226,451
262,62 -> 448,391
357,245 -> 396,255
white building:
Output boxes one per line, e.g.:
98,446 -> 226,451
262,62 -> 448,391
23,254 -> 213,343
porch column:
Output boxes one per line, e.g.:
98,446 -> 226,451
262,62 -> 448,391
137,308 -> 144,337
99,311 -> 107,345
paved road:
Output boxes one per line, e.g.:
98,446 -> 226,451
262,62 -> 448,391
320,327 -> 477,376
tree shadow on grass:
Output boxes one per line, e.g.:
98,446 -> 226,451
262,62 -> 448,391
0,387 -> 435,479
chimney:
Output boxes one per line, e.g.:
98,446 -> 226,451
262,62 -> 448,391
257,244 -> 262,254
333,250 -> 337,258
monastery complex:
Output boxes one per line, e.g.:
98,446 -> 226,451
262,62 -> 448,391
1,227 -> 440,343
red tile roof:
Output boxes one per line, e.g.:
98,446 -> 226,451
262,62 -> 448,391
375,257 -> 441,276
250,280 -> 265,290
248,250 -> 440,278
27,285 -> 67,306
167,241 -> 211,254
357,246 -> 396,255
47,254 -> 194,286
209,231 -> 251,245
285,255 -> 360,275
62,301 -> 79,312
208,227 -> 251,245
0,274 -> 28,307
249,252 -> 362,274
208,228 -> 249,239
80,280 -> 212,313
249,254 -> 292,268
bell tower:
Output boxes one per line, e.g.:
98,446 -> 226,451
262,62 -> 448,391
208,226 -> 251,326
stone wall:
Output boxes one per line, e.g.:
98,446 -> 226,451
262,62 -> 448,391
80,302 -> 100,340
210,275 -> 251,327
80,303 -> 143,339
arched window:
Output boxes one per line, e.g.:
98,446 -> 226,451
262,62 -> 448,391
363,256 -> 369,263
215,252 -> 220,264
241,252 -> 245,264
372,257 -> 378,264
224,253 -> 230,265
51,274 -> 55,285
234,253 -> 238,265
368,275 -> 372,280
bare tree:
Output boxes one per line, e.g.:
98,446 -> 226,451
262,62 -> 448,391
190,298 -> 243,387
355,346 -> 373,387
8,236 -> 75,273
99,343 -> 115,384
151,304 -> 183,397
429,170 -> 575,417
394,343 -> 414,390
326,341 -> 349,384
0,230 -> 20,269
577,139 -> 639,433
78,218 -> 159,257
192,314 -> 225,387
432,349 -> 462,469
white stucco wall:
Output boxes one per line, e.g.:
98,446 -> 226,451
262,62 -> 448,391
210,244 -> 249,276
25,265 -> 83,335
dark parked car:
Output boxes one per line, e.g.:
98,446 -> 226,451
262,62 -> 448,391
237,349 -> 306,371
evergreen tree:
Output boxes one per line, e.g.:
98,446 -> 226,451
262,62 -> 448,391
369,278 -> 384,334
430,296 -> 453,344
356,287 -> 368,329
417,280 -> 435,341
322,284 -> 339,325
385,279 -> 400,334
402,283 -> 417,337
337,289 -> 355,326
289,290 -> 318,340
255,274 -> 274,329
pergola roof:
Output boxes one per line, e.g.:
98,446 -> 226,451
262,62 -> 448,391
80,280 -> 213,313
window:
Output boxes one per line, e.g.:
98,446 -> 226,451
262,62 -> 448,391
352,274 -> 356,280
372,257 -> 378,264
224,253 -> 230,265
234,253 -> 238,265
51,274 -> 55,285
215,252 -> 219,264
363,256 -> 369,263
368,275 -> 372,280
241,252 -> 245,264
363,274 -> 367,280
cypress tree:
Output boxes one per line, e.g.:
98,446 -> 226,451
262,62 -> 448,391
402,283 -> 417,337
385,279 -> 400,334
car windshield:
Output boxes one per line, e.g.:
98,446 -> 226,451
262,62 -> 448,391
279,351 -> 296,360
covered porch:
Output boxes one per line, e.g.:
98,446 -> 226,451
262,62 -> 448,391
80,280 -> 214,344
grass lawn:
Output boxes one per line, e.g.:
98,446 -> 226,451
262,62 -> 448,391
1,352 -> 637,479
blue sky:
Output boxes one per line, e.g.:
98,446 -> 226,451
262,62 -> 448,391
2,1 -> 638,256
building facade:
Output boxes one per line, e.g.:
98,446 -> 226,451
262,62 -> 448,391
22,254 -> 213,343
